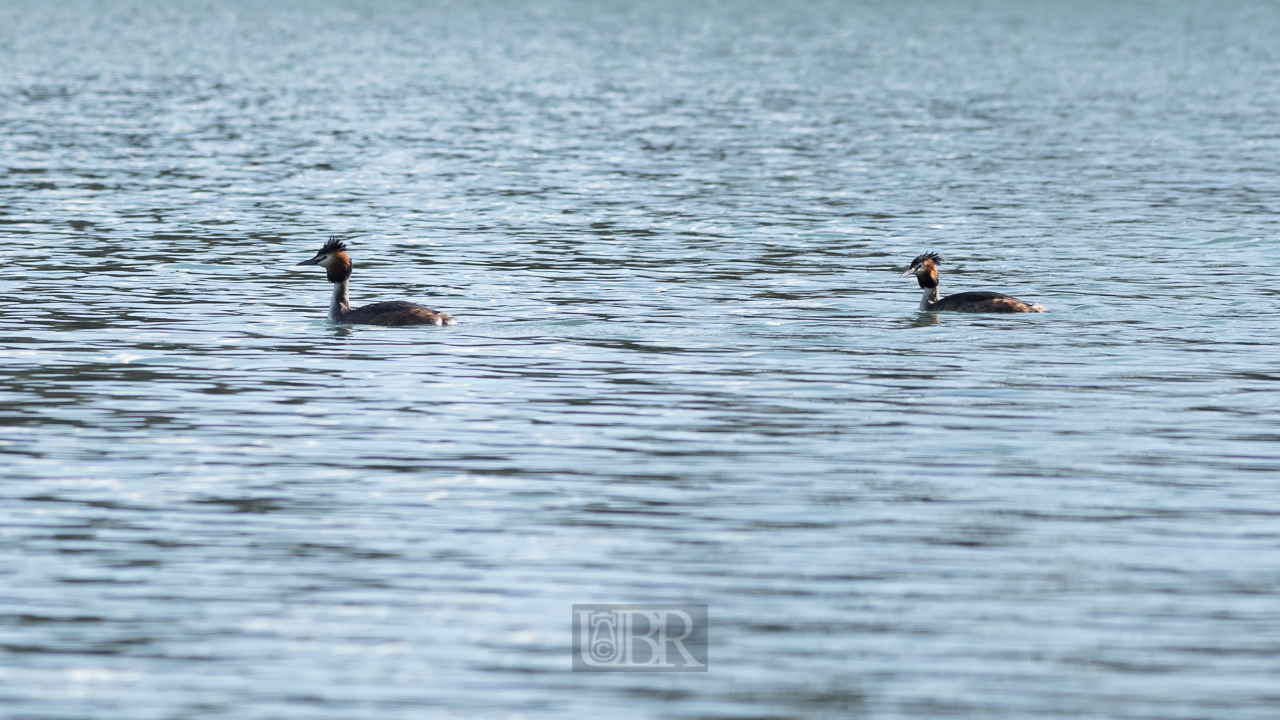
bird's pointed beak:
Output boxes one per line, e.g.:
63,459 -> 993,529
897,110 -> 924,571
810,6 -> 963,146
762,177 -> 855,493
296,254 -> 323,266
900,267 -> 919,277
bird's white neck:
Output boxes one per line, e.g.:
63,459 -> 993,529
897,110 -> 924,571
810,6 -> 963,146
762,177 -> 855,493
919,285 -> 940,310
329,279 -> 351,321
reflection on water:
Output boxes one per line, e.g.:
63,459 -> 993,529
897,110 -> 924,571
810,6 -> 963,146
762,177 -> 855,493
3,0 -> 1280,717
902,313 -> 943,328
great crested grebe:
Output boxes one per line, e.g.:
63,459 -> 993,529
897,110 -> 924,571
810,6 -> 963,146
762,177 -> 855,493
295,237 -> 457,326
900,252 -> 1046,313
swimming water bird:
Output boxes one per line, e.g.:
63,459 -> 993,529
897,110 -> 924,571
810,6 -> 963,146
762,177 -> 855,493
295,237 -> 457,326
900,252 -> 1046,313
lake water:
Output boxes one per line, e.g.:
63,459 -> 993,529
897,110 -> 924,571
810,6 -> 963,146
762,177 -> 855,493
3,0 -> 1280,717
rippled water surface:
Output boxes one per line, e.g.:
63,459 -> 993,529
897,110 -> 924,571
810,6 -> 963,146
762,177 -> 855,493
4,0 -> 1280,717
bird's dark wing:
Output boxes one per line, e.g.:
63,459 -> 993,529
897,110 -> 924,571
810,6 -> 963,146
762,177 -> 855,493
352,301 -> 429,314
347,301 -> 453,326
933,291 -> 1038,313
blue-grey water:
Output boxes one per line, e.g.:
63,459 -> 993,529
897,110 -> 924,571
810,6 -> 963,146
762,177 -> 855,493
3,0 -> 1280,717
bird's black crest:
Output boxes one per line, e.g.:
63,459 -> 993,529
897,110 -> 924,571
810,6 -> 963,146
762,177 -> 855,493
320,235 -> 347,254
910,251 -> 941,267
